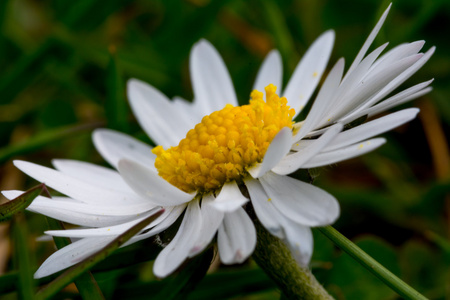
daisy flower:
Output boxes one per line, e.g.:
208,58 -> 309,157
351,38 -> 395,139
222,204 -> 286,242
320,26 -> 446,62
3,4 -> 433,279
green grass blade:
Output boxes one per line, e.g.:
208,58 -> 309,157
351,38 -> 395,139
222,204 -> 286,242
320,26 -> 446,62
12,214 -> 36,300
35,208 -> 164,300
46,217 -> 105,300
318,226 -> 428,300
0,184 -> 46,222
105,47 -> 129,133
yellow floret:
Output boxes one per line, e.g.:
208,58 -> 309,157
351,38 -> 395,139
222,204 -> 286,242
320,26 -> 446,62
152,84 -> 295,193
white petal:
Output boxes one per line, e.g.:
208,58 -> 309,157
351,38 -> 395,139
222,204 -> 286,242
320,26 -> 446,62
344,4 -> 391,79
14,161 -> 142,205
273,123 -> 343,175
52,159 -> 133,193
369,41 -> 425,72
124,204 -> 186,246
118,159 -> 194,206
325,108 -> 419,151
34,237 -> 114,278
127,79 -> 192,148
92,129 -> 156,170
45,207 -> 163,238
1,189 -> 156,227
281,221 -> 313,266
190,39 -> 238,115
248,127 -> 293,178
294,58 -> 345,141
302,138 -> 386,168
189,194 -> 224,257
253,50 -> 283,94
346,47 -> 435,117
218,207 -> 256,264
320,43 -> 389,126
153,199 -> 202,278
283,30 -> 335,116
259,172 -> 340,226
209,181 -> 248,212
341,53 -> 424,119
172,96 -> 203,128
339,79 -> 433,123
244,177 -> 284,238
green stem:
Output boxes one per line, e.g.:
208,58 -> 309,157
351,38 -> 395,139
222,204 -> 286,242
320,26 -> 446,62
252,221 -> 333,300
318,226 -> 428,300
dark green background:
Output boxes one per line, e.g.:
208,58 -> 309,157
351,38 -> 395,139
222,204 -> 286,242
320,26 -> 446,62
0,0 -> 448,299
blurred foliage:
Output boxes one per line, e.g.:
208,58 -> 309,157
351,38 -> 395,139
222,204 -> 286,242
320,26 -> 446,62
0,0 -> 448,299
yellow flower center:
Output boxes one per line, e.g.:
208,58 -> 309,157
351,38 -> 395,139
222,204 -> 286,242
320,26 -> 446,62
152,84 -> 295,193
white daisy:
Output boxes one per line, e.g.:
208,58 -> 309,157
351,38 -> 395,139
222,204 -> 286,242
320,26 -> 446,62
3,4 -> 433,279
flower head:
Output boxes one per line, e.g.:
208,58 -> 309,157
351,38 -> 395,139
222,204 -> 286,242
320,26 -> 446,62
3,5 -> 434,279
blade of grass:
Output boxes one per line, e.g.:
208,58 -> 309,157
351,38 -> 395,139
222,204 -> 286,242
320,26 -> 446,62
106,46 -> 129,133
12,214 -> 35,299
0,121 -> 103,164
318,225 -> 428,300
35,208 -> 164,300
46,217 -> 105,300
0,184 -> 47,222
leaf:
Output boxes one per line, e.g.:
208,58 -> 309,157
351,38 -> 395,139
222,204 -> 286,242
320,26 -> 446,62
46,217 -> 105,300
12,213 -> 35,300
319,226 -> 428,300
0,184 -> 47,222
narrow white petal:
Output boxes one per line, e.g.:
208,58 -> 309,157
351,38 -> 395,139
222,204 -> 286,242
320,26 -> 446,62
347,47 -> 435,117
153,199 -> 202,278
124,204 -> 186,246
218,207 -> 256,264
45,207 -> 163,238
244,178 -> 284,238
281,221 -> 313,266
302,138 -> 386,168
209,181 -> 248,212
14,161 -> 142,205
52,159 -> 133,193
34,237 -> 114,278
189,194 -> 224,257
344,4 -> 391,79
248,127 -> 293,178
259,172 -> 340,226
325,108 -> 419,151
127,79 -> 191,148
190,39 -> 238,115
118,159 -> 194,206
341,53 -> 424,119
365,87 -> 432,118
294,58 -> 345,141
1,189 -> 155,227
92,129 -> 156,170
283,30 -> 335,116
339,79 -> 433,123
369,41 -> 425,72
320,43 -> 389,126
30,197 -> 153,216
253,50 -> 283,94
273,124 -> 343,175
